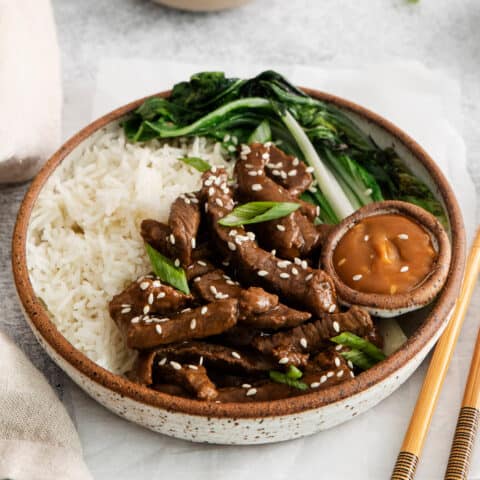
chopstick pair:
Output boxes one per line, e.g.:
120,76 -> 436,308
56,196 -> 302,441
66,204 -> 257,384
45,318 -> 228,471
391,229 -> 480,480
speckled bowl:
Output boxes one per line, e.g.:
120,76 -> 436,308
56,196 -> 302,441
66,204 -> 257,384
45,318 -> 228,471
12,88 -> 465,444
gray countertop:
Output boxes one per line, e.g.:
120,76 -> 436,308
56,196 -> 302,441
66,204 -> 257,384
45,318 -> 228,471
0,0 -> 479,476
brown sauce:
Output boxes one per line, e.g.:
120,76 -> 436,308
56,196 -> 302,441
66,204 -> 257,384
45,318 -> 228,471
333,214 -> 437,295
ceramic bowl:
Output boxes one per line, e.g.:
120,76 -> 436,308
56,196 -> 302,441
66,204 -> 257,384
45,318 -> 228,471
12,87 -> 466,444
152,0 -> 253,12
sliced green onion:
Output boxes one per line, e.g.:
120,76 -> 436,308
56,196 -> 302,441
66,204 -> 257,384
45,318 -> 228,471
218,201 -> 300,227
269,370 -> 308,390
248,119 -> 271,144
331,332 -> 386,362
340,349 -> 376,370
286,365 -> 303,380
179,156 -> 211,172
145,244 -> 190,295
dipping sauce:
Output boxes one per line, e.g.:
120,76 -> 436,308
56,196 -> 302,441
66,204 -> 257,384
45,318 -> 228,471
333,214 -> 437,295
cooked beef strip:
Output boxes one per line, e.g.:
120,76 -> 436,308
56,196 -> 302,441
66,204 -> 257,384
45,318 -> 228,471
186,258 -> 217,280
168,194 -> 201,266
192,268 -> 311,329
252,306 -> 373,365
137,341 -> 275,378
200,168 -> 337,316
263,144 -> 313,196
141,219 -> 173,257
109,275 -> 193,334
125,298 -> 238,349
235,144 -> 322,259
217,326 -> 262,348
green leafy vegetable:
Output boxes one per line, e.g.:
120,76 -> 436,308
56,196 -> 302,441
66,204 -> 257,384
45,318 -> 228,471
145,244 -> 190,295
124,70 -> 446,225
218,201 -> 300,227
331,332 -> 386,362
269,370 -> 308,390
179,156 -> 211,172
248,119 -> 271,144
340,349 -> 376,370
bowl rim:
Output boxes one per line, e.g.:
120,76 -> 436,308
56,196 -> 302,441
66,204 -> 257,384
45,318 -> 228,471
12,87 -> 466,419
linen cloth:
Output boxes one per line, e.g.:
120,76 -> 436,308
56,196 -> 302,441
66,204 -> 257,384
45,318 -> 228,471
68,58 -> 474,480
0,332 -> 92,480
0,0 -> 62,183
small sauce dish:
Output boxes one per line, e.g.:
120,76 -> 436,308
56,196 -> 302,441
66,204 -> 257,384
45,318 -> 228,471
321,200 -> 451,317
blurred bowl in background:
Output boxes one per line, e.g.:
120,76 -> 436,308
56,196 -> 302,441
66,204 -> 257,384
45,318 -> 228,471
152,0 -> 253,11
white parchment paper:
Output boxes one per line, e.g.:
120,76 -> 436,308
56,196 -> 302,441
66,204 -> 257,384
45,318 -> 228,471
72,59 -> 477,480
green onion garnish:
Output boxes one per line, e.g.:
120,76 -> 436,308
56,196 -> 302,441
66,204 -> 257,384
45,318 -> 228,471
331,332 -> 386,362
340,349 -> 376,370
248,119 -> 272,144
145,244 -> 190,295
179,156 -> 211,173
218,201 -> 300,227
286,365 -> 303,380
269,370 -> 308,390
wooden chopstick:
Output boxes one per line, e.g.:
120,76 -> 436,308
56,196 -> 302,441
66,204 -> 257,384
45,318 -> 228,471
444,327 -> 480,479
391,229 -> 480,480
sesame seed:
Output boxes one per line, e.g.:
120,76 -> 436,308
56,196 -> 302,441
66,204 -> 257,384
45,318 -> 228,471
227,145 -> 236,153
144,317 -> 153,324
309,186 -> 318,193
245,163 -> 254,168
201,306 -> 208,315
272,169 -> 281,176
211,166 -> 218,173
190,319 -> 197,330
158,357 -> 167,366
169,233 -> 175,245
152,280 -> 162,288
310,382 -> 321,388
280,272 -> 290,279
156,317 -> 169,323
155,324 -> 162,335
248,171 -> 258,176
224,134 -> 231,142
301,260 -> 308,270
188,364 -> 198,370
147,293 -> 154,305
228,241 -> 236,251
204,203 -> 209,213
300,338 -> 308,349
277,260 -> 289,268
262,152 -> 270,160
400,266 -> 409,273
226,279 -> 235,285
350,371 -> 355,378
364,188 -> 373,196
251,183 -> 263,191
222,260 -> 230,267
231,351 -> 241,359
364,235 -> 369,241
320,375 -> 327,384
288,169 -> 297,177
257,270 -> 269,277
305,273 -> 313,281
292,267 -> 299,275
140,281 -> 150,290
337,258 -> 346,266
198,356 -> 204,366
347,360 -> 354,369
121,307 -> 131,314
333,321 -> 340,333
293,158 -> 299,166
191,238 -> 196,249
335,345 -> 342,351
242,383 -> 252,389
170,361 -> 182,370
327,371 -> 334,378
193,277 -> 201,283
280,171 -> 287,179
208,187 -> 215,196
337,370 -> 344,378
197,260 -> 207,267
315,206 -> 320,217
328,304 -> 337,313
352,274 -> 363,281
271,249 -> 277,256
334,357 -> 341,367
306,166 -> 314,173
174,259 -> 180,267
210,285 -> 218,295
398,233 -> 409,240
276,224 -> 286,232
131,316 -> 140,324
215,198 -> 224,207
246,388 -> 257,397
143,305 -> 150,314
278,357 -> 289,365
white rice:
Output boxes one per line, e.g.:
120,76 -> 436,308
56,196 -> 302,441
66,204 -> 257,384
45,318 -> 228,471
27,126 -> 232,374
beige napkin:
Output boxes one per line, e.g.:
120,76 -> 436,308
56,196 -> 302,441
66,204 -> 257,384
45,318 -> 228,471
0,0 -> 62,184
0,332 -> 92,480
